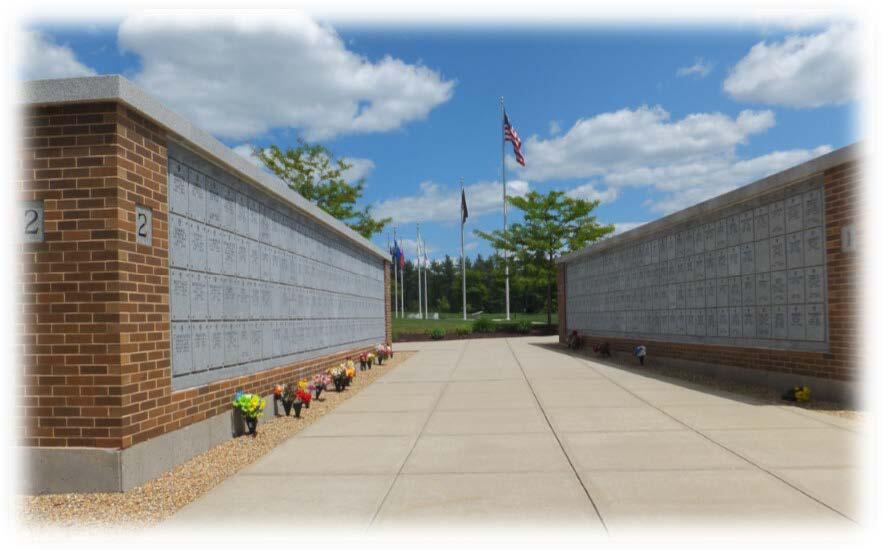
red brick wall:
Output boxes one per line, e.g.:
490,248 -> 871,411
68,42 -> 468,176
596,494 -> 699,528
19,101 -> 392,450
562,161 -> 861,382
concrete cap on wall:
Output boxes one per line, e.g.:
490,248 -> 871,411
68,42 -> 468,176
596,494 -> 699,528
19,75 -> 390,262
559,142 -> 862,265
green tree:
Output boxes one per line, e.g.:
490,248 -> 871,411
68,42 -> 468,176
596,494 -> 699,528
254,140 -> 390,239
474,190 -> 614,325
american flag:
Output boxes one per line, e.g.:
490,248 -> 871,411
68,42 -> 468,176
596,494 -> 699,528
503,112 -> 525,167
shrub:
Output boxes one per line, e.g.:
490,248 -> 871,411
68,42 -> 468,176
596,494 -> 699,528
516,319 -> 532,334
472,317 -> 494,333
455,326 -> 473,337
430,328 -> 446,340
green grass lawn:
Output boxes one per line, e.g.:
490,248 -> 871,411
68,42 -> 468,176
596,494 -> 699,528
392,312 -> 556,337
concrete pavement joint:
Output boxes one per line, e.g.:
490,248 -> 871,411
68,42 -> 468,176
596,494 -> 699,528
365,339 -> 470,531
559,345 -> 858,524
503,338 -> 609,534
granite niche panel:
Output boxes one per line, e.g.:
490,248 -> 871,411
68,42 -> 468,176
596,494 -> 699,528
565,177 -> 828,351
168,145 -> 385,390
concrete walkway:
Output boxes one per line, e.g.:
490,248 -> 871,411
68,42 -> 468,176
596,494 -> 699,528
164,336 -> 862,534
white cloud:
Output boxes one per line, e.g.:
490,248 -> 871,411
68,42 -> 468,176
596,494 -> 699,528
644,145 -> 833,214
612,221 -> 648,235
374,179 -> 529,224
117,12 -> 454,140
518,106 -> 775,182
507,105 -> 829,216
18,30 -> 97,80
342,158 -> 375,183
232,144 -> 264,167
548,120 -> 561,135
233,143 -> 374,186
723,24 -> 860,107
676,58 -> 713,78
566,183 -> 619,204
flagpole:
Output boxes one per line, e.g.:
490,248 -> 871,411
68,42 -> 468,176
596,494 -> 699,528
423,239 -> 429,319
416,224 -> 423,320
461,177 -> 467,321
501,96 -> 511,321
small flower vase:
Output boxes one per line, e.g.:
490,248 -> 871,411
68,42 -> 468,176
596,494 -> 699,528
304,399 -> 310,409
367,359 -> 373,370
293,401 -> 303,418
282,400 -> 293,416
335,380 -> 344,392
360,359 -> 367,371
377,355 -> 384,365
245,417 -> 258,436
314,386 -> 323,400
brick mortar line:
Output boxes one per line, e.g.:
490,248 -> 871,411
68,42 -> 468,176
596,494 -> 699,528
558,344 -> 858,524
503,338 -> 609,534
365,339 -> 470,531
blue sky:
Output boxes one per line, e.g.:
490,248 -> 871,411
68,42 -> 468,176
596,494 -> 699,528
21,16 -> 860,262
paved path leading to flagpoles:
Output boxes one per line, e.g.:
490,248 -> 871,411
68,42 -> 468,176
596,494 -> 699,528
163,336 -> 862,535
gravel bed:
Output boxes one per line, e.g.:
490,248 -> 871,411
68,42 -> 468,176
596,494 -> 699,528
19,351 -> 416,529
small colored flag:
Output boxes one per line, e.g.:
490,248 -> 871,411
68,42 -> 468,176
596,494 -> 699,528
503,111 -> 525,167
461,187 -> 469,224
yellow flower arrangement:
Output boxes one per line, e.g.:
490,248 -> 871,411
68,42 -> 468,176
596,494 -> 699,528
297,379 -> 308,390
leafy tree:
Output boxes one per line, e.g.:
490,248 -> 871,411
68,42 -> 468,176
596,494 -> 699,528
475,190 -> 614,325
254,140 -> 390,239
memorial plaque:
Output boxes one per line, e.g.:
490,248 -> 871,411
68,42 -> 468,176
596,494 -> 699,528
208,322 -> 225,369
223,278 -> 236,320
726,215 -> 739,247
772,305 -> 787,339
676,284 -> 686,308
739,212 -> 754,243
717,278 -> 729,308
740,243 -> 755,274
170,214 -> 190,268
705,279 -> 717,308
755,238 -> 770,273
729,307 -> 742,338
756,306 -> 771,338
208,275 -> 224,320
717,249 -> 728,277
770,236 -> 786,271
206,226 -> 223,274
806,266 -> 825,303
206,177 -> 223,227
190,222 -> 207,271
225,322 -> 239,365
770,200 -> 786,236
251,323 -> 263,361
771,271 -> 787,305
675,232 -> 685,258
741,274 -> 756,306
804,189 -> 823,228
238,279 -> 251,320
787,268 -> 806,304
239,322 -> 250,363
248,198 -> 261,241
754,205 -> 770,240
236,191 -> 249,235
171,268 -> 190,321
685,308 -> 696,335
190,272 -> 208,320
742,306 -> 756,338
223,233 -> 237,276
192,321 -> 209,372
695,309 -> 706,336
694,281 -> 705,308
222,184 -> 237,231
715,219 -> 727,249
693,227 -> 704,254
729,277 -> 742,306
236,236 -> 249,279
169,160 -> 189,215
785,195 -> 804,234
717,308 -> 729,337
788,304 -> 806,340
786,232 -> 804,268
806,304 -> 825,341
804,227 -> 824,266
172,322 -> 193,376
188,169 -> 206,222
